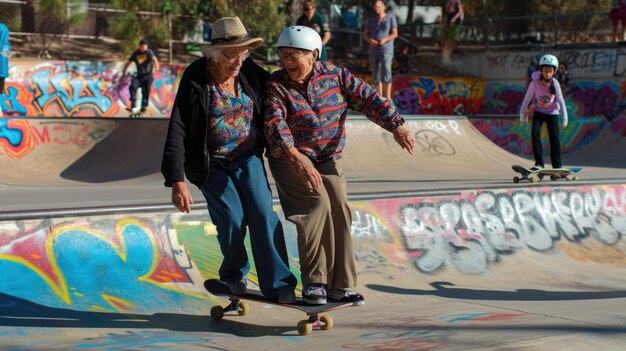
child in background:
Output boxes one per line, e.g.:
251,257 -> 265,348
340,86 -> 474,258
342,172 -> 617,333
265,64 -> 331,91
519,54 -> 568,172
555,62 -> 570,88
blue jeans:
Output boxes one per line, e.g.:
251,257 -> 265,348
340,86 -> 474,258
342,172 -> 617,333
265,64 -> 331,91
369,53 -> 393,85
201,152 -> 296,297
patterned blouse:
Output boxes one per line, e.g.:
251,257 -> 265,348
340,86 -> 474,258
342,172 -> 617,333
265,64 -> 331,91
264,61 -> 404,163
206,79 -> 260,160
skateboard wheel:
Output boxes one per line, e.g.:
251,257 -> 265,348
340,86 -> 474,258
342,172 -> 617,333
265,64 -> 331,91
513,176 -> 520,183
237,301 -> 249,316
529,176 -> 538,183
320,315 -> 333,330
572,176 -> 579,181
210,305 -> 224,320
297,320 -> 312,335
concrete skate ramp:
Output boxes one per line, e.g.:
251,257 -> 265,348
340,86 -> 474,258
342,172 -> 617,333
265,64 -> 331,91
2,115 -> 626,213
0,118 -> 167,186
1,184 -> 625,350
564,125 -> 626,167
2,116 -> 525,187
59,120 -> 168,183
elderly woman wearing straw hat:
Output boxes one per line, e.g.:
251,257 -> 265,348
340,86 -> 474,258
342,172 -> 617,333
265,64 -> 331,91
162,17 -> 297,304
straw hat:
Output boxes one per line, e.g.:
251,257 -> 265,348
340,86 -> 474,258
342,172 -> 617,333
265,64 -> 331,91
207,17 -> 263,49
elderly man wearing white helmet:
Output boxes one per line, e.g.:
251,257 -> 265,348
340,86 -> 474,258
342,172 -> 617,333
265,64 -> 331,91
264,25 -> 416,305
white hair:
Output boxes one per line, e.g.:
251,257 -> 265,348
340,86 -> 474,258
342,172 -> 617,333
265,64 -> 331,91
202,46 -> 225,63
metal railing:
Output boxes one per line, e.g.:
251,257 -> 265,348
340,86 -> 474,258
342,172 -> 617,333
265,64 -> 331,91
329,11 -> 615,56
0,1 -> 618,62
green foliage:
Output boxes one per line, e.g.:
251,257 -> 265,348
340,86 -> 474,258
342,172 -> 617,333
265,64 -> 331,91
210,0 -> 290,43
35,0 -> 86,54
111,0 -> 180,55
0,6 -> 21,32
108,0 -> 294,55
109,10 -> 142,55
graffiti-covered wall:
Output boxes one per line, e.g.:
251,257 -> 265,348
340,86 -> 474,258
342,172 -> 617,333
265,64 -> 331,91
1,184 -> 624,314
0,60 -> 184,117
385,47 -> 626,155
2,48 -> 626,157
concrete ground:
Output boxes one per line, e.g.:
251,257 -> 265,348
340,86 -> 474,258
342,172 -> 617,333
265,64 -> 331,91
0,115 -> 625,350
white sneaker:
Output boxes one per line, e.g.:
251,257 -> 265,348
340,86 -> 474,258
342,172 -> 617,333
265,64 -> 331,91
302,284 -> 327,305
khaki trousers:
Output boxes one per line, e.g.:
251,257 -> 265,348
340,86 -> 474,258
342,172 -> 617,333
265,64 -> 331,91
268,156 -> 357,289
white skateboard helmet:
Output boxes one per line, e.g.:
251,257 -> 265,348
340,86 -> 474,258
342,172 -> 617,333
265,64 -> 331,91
277,26 -> 322,57
539,54 -> 558,69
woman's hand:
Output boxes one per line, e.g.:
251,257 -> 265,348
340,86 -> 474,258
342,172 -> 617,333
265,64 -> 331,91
171,181 -> 193,213
392,125 -> 416,155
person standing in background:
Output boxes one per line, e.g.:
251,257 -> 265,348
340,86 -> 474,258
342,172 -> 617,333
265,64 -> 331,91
297,1 -> 331,61
555,62 -> 570,88
609,0 -> 626,42
0,22 -> 10,117
439,0 -> 463,65
364,1 -> 398,100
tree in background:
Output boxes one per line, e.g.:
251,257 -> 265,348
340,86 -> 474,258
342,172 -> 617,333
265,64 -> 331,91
36,0 -> 85,58
209,0 -> 289,44
110,0 -> 289,57
110,0 -> 190,55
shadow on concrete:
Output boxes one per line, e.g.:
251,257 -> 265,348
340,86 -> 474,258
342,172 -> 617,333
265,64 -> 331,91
366,281 -> 626,301
348,320 -> 626,334
0,293 -> 293,336
60,120 -> 167,183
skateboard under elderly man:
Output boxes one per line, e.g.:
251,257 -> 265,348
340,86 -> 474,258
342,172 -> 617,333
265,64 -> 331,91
512,165 -> 582,183
204,279 -> 364,335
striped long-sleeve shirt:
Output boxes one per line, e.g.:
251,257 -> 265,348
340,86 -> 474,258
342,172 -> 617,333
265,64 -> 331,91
264,61 -> 404,163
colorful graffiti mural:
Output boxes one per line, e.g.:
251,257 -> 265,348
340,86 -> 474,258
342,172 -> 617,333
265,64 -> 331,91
1,184 -> 624,314
0,118 -> 108,159
389,75 -> 626,155
392,76 -> 485,116
387,185 -> 626,274
1,56 -> 624,155
0,61 -> 183,117
474,80 -> 626,155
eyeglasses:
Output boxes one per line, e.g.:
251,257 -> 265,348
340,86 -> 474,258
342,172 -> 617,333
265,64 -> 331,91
223,50 -> 250,62
277,49 -> 310,60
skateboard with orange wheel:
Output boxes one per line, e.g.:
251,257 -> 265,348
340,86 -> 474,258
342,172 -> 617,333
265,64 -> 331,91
204,279 -> 363,335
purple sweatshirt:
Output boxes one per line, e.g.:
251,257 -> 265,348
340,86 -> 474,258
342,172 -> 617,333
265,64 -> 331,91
519,71 -> 568,125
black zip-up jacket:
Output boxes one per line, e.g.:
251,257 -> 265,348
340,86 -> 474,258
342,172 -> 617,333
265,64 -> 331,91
161,56 -> 270,188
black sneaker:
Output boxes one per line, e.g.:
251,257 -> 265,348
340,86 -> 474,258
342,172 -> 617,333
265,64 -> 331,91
276,290 -> 296,304
222,279 -> 247,295
328,288 -> 365,305
302,284 -> 327,305
529,165 -> 544,172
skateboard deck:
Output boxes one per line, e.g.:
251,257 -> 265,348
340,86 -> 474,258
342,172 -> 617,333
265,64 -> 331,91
512,165 -> 582,183
204,279 -> 363,335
